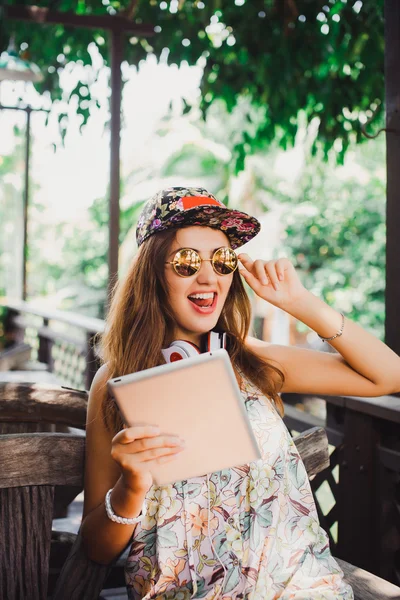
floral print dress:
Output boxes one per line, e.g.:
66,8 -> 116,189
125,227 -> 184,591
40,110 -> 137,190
125,381 -> 354,600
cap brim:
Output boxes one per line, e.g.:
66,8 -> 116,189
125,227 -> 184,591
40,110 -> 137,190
144,205 -> 261,249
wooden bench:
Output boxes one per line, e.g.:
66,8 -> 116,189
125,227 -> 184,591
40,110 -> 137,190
0,384 -> 399,599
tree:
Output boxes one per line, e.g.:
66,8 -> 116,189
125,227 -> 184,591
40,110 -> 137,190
2,0 -> 385,170
35,104 -> 235,318
278,135 -> 386,339
26,101 -> 386,337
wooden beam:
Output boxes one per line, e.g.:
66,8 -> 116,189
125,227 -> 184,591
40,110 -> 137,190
22,107 -> 31,301
0,383 -> 87,427
336,558 -> 400,600
385,0 -> 400,356
3,299 -> 105,333
0,433 -> 84,487
292,426 -> 330,478
108,28 -> 123,301
4,4 -> 155,34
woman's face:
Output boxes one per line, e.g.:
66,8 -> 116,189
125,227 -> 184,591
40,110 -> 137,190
165,226 -> 235,344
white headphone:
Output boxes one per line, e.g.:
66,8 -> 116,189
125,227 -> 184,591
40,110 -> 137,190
161,331 -> 227,363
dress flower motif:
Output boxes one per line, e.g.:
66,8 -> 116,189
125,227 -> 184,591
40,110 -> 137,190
249,462 -> 279,505
187,504 -> 219,537
156,556 -> 187,592
125,390 -> 354,600
226,524 -> 243,556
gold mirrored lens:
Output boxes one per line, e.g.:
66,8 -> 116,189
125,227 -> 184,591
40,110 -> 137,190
173,248 -> 201,277
212,247 -> 238,275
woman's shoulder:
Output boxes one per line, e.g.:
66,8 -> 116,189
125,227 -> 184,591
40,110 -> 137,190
87,364 -> 110,413
245,335 -> 272,356
86,364 -> 115,441
91,363 -> 110,390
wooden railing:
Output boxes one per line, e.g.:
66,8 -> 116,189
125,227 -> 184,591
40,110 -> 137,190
282,392 -> 400,586
1,300 -> 104,391
1,300 -> 400,586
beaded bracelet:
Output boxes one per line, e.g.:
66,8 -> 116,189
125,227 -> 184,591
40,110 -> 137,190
317,312 -> 345,343
105,488 -> 145,525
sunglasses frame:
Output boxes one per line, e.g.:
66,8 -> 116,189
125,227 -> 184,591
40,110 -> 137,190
165,246 -> 238,277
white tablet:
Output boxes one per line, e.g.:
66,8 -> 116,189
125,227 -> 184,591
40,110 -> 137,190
107,349 -> 261,485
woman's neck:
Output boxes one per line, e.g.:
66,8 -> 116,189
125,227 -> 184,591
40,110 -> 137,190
171,328 -> 203,348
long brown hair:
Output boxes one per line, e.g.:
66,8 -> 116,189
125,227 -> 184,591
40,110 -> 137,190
101,229 -> 285,432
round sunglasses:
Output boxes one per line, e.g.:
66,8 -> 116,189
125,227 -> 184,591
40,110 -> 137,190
165,247 -> 238,277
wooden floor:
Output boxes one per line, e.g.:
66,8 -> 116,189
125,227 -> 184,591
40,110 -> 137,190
53,493 -> 129,600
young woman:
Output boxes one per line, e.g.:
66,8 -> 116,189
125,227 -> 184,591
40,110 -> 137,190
81,186 -> 400,600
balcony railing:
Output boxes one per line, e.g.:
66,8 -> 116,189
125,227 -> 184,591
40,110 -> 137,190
1,300 -> 400,586
2,300 -> 104,391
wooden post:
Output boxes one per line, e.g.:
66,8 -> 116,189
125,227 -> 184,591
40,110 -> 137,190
22,107 -> 31,301
108,29 -> 123,305
385,0 -> 400,356
37,318 -> 54,371
3,307 -> 23,346
336,409 -> 379,573
2,8 -> 154,310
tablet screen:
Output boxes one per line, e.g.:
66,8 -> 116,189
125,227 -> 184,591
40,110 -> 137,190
108,349 -> 261,485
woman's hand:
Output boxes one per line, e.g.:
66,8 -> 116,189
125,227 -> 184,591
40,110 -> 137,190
238,255 -> 308,310
111,426 -> 185,493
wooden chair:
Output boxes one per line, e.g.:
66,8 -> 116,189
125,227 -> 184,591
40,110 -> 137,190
0,382 -> 87,518
1,427 -> 400,600
1,383 -> 399,599
0,383 -> 87,434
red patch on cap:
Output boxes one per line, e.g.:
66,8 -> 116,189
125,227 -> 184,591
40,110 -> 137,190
181,196 -> 222,209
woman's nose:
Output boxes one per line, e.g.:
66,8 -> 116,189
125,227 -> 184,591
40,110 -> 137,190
196,259 -> 217,284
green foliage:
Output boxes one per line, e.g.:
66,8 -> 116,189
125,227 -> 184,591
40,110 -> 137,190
0,130 -> 26,300
25,115 -> 386,338
3,0 -> 384,171
31,196 -> 109,318
279,138 -> 386,339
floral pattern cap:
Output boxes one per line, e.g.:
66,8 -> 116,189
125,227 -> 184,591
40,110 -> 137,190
136,186 -> 261,250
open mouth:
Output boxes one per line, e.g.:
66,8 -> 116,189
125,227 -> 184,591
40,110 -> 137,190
187,292 -> 217,310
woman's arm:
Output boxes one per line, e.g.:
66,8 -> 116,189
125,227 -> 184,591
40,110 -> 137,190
81,364 -> 186,564
239,256 -> 400,397
81,365 -> 146,565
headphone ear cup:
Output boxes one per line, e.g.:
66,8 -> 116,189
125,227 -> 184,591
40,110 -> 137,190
162,340 -> 200,363
207,331 -> 228,351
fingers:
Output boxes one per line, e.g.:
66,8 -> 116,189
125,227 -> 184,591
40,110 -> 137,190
237,253 -> 253,272
238,262 -> 265,295
275,257 -> 291,281
112,425 -> 161,446
115,445 -> 185,474
121,446 -> 185,468
124,434 -> 185,454
264,262 -> 280,290
112,427 -> 186,467
238,255 -> 290,291
253,260 -> 269,286
134,445 -> 186,463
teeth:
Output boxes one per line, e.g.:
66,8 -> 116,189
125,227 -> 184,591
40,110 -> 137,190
188,292 -> 215,300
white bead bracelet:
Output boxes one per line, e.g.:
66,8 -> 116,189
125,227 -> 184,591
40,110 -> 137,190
317,312 -> 345,343
105,488 -> 145,525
